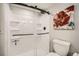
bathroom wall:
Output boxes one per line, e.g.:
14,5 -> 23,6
0,4 -> 4,55
49,3 -> 79,54
0,4 -> 9,56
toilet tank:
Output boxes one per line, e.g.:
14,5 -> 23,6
53,39 -> 70,56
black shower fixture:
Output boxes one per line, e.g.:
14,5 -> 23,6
12,3 -> 50,15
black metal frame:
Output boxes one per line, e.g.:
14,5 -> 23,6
12,3 -> 50,15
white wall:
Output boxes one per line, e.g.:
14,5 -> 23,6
49,3 -> 79,54
0,4 -> 5,56
0,4 -> 11,55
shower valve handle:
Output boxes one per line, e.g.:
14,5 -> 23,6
12,39 -> 19,45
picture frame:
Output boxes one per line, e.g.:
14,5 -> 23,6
53,5 -> 75,30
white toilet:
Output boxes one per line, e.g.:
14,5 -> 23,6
48,39 -> 70,56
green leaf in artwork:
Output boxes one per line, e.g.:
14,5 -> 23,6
68,22 -> 74,27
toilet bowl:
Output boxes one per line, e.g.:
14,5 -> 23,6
47,38 -> 70,56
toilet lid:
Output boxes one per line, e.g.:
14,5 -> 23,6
47,52 -> 60,56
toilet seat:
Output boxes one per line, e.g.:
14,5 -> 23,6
47,52 -> 60,56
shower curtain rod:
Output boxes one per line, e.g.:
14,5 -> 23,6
12,3 -> 50,15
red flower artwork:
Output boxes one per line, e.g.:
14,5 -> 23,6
53,5 -> 74,30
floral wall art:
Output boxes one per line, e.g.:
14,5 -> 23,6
53,5 -> 75,30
